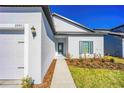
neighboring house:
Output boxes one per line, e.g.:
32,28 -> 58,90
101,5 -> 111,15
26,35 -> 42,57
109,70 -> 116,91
0,5 -> 56,84
95,25 -> 124,58
52,13 -> 105,58
110,25 -> 124,57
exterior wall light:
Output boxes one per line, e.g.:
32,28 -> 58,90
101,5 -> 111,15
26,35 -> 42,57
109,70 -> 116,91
31,26 -> 36,39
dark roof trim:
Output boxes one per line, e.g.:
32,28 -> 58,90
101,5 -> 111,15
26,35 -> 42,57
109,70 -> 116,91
94,28 -> 124,37
108,33 -> 124,38
111,24 -> 124,30
0,5 -> 56,34
94,29 -> 111,31
108,33 -> 123,36
96,30 -> 124,37
93,29 -> 124,36
52,13 -> 95,32
42,6 -> 56,34
108,32 -> 124,37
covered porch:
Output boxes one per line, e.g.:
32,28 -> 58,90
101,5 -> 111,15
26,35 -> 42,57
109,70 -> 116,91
55,35 -> 68,57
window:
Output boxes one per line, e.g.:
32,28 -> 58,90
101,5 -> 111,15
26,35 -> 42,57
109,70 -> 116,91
79,41 -> 93,54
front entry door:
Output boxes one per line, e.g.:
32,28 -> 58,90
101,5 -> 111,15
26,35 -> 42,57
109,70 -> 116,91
58,42 -> 64,55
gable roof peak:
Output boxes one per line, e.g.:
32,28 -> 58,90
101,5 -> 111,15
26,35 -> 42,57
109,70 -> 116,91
52,13 -> 94,32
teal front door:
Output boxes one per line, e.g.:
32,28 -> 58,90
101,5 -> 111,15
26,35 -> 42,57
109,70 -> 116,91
58,42 -> 64,55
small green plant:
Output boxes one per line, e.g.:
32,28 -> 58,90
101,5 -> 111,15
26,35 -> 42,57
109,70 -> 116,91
79,56 -> 83,63
110,58 -> 115,63
89,58 -> 93,62
101,58 -> 105,62
70,59 -> 74,63
21,76 -> 33,88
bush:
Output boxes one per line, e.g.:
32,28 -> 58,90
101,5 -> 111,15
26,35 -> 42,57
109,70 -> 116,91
79,56 -> 83,63
21,76 -> 33,88
110,58 -> 115,63
70,59 -> 74,63
101,58 -> 105,62
89,58 -> 94,62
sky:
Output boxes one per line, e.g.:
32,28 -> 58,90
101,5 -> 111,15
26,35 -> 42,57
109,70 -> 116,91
50,5 -> 124,29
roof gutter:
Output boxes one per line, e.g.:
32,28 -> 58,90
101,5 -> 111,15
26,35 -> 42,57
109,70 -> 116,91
55,31 -> 106,36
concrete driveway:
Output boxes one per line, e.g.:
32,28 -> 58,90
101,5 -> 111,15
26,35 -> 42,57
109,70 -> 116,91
0,80 -> 21,88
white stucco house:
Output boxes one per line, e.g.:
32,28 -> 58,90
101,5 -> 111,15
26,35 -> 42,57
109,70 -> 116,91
0,5 -> 56,84
94,25 -> 124,58
53,13 -> 104,58
0,5 -> 105,85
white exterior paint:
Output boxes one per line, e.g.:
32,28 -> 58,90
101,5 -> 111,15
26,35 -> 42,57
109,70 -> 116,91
24,24 -> 30,77
53,16 -> 88,32
0,11 -> 42,84
0,32 -> 24,79
41,11 -> 56,81
55,35 -> 104,58
68,36 -> 104,58
0,24 -> 29,79
0,7 -> 56,84
53,14 -> 104,58
55,37 -> 68,56
0,7 -> 105,85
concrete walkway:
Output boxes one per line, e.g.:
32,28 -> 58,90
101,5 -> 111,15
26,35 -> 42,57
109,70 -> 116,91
50,57 -> 76,88
0,84 -> 21,88
0,80 -> 21,88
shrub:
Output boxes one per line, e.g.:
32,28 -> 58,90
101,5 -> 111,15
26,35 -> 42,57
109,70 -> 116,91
101,58 -> 105,62
70,59 -> 74,63
21,76 -> 33,88
110,58 -> 115,63
79,56 -> 83,63
89,58 -> 94,62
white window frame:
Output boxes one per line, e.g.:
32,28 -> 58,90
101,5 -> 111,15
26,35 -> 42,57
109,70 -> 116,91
79,41 -> 93,55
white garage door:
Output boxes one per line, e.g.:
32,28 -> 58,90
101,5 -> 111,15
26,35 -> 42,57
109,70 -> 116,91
0,31 -> 24,79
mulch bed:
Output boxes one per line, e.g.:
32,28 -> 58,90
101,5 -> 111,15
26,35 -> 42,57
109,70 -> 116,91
32,59 -> 56,88
66,58 -> 124,71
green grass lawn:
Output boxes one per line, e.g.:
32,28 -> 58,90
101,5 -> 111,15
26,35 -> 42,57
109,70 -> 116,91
69,65 -> 124,88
